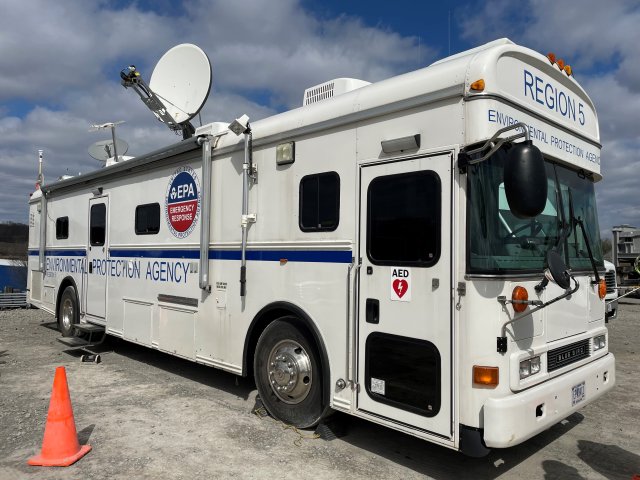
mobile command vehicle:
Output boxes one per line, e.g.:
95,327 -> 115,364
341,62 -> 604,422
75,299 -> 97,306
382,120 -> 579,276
27,39 -> 614,456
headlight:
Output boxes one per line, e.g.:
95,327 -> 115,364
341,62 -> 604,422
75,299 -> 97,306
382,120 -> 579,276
593,334 -> 606,351
519,356 -> 541,379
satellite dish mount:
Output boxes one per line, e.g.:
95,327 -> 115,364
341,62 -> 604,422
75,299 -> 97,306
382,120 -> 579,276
120,44 -> 212,139
89,121 -> 129,166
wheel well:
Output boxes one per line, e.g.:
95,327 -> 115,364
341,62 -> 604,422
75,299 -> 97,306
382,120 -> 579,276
243,302 -> 331,408
55,277 -> 79,320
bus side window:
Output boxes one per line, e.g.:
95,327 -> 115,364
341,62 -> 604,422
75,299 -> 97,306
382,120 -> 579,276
56,217 -> 69,239
135,203 -> 161,235
299,172 -> 340,232
90,204 -> 106,246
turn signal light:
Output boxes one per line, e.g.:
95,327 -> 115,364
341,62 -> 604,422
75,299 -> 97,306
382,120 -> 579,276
547,53 -> 556,64
598,278 -> 606,299
473,366 -> 499,387
470,79 -> 485,91
511,286 -> 529,313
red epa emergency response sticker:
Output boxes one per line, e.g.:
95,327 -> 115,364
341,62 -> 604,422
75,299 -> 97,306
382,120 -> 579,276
165,166 -> 201,238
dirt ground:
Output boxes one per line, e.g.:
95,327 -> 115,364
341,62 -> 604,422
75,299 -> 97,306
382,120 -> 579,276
1,303 -> 638,480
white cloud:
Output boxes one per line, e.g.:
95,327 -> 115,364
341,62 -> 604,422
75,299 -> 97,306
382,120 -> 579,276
0,0 -> 425,223
458,0 -> 640,237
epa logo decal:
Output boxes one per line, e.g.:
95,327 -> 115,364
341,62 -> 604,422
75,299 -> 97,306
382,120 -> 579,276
165,166 -> 201,239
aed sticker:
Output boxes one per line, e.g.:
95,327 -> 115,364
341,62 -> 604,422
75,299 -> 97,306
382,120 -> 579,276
390,267 -> 411,302
165,166 -> 201,239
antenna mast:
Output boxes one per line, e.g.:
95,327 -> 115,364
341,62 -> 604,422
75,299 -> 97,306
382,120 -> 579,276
89,122 -> 125,162
36,149 -> 44,188
120,66 -> 194,138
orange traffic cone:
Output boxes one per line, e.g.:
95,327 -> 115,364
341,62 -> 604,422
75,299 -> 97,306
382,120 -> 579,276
28,366 -> 92,466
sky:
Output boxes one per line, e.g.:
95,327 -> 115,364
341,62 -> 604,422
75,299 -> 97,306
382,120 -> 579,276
0,0 -> 638,240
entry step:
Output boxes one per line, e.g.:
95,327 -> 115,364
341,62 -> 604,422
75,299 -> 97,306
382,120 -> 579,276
57,336 -> 92,348
74,323 -> 105,334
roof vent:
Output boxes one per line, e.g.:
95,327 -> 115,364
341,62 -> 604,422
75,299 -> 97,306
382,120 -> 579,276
303,78 -> 370,106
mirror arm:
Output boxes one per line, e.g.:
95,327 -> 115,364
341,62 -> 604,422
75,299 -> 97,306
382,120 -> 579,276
497,275 -> 580,353
459,122 -> 531,172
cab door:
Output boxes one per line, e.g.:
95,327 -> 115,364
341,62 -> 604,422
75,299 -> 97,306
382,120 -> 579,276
86,197 -> 108,319
357,153 -> 453,440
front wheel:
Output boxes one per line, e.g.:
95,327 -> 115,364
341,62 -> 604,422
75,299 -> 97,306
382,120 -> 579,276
254,317 -> 326,428
58,286 -> 78,337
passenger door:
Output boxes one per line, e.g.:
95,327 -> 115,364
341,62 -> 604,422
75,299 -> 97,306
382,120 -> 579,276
86,197 -> 108,319
357,153 -> 453,440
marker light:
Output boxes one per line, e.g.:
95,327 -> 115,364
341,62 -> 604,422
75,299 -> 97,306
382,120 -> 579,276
598,278 -> 607,299
519,356 -> 541,379
470,79 -> 485,91
593,334 -> 606,351
473,366 -> 499,387
511,286 -> 529,313
547,53 -> 556,64
556,59 -> 565,70
564,65 -> 573,76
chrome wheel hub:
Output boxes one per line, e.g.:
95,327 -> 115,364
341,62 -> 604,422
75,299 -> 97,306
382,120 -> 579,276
267,340 -> 312,404
61,298 -> 73,331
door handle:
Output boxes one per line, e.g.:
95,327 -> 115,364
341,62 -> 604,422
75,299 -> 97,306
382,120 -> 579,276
366,298 -> 379,324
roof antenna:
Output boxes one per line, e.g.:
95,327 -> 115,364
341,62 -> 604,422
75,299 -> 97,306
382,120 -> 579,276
120,44 -> 212,140
36,149 -> 44,189
448,10 -> 451,56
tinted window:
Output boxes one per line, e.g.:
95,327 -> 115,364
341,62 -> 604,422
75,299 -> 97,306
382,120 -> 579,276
90,203 -> 106,246
365,333 -> 441,417
367,170 -> 441,266
56,217 -> 69,239
135,203 -> 160,235
466,150 -> 603,274
299,172 -> 340,231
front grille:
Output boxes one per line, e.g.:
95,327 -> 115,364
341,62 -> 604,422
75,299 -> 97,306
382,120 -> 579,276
547,339 -> 590,372
605,271 -> 616,293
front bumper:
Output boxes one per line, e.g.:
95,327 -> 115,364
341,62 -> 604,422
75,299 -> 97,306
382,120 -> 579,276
483,353 -> 615,448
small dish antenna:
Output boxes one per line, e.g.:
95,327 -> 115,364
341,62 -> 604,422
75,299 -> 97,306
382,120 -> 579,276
89,121 -> 129,166
120,44 -> 212,139
88,139 -> 129,162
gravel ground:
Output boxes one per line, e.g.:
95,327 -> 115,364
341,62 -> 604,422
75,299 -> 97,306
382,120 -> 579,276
0,305 -> 639,479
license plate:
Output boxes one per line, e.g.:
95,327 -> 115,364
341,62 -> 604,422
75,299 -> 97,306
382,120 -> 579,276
571,381 -> 585,406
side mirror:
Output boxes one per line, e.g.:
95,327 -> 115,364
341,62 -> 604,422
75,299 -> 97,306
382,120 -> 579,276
504,140 -> 547,219
546,250 -> 571,290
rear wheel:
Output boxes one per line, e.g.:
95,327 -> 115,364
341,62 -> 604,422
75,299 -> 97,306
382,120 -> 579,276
254,317 -> 326,428
58,286 -> 78,337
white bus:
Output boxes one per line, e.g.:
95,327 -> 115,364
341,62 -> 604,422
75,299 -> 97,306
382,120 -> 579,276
27,38 -> 614,456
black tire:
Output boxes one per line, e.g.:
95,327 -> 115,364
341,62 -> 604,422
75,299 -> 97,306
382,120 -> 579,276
254,317 -> 327,428
58,286 -> 78,337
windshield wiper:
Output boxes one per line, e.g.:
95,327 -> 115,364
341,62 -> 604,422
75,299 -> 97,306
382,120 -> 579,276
566,188 -> 600,284
536,187 -> 600,291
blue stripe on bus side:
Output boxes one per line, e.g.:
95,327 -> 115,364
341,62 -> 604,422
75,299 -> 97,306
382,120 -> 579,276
29,248 -> 352,264
109,248 -> 352,263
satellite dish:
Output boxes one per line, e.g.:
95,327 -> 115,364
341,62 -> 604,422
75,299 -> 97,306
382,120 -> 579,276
150,44 -> 212,125
89,139 -> 129,162
121,44 -> 211,139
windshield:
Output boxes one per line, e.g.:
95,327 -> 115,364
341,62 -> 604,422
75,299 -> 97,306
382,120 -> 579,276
467,147 -> 603,274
